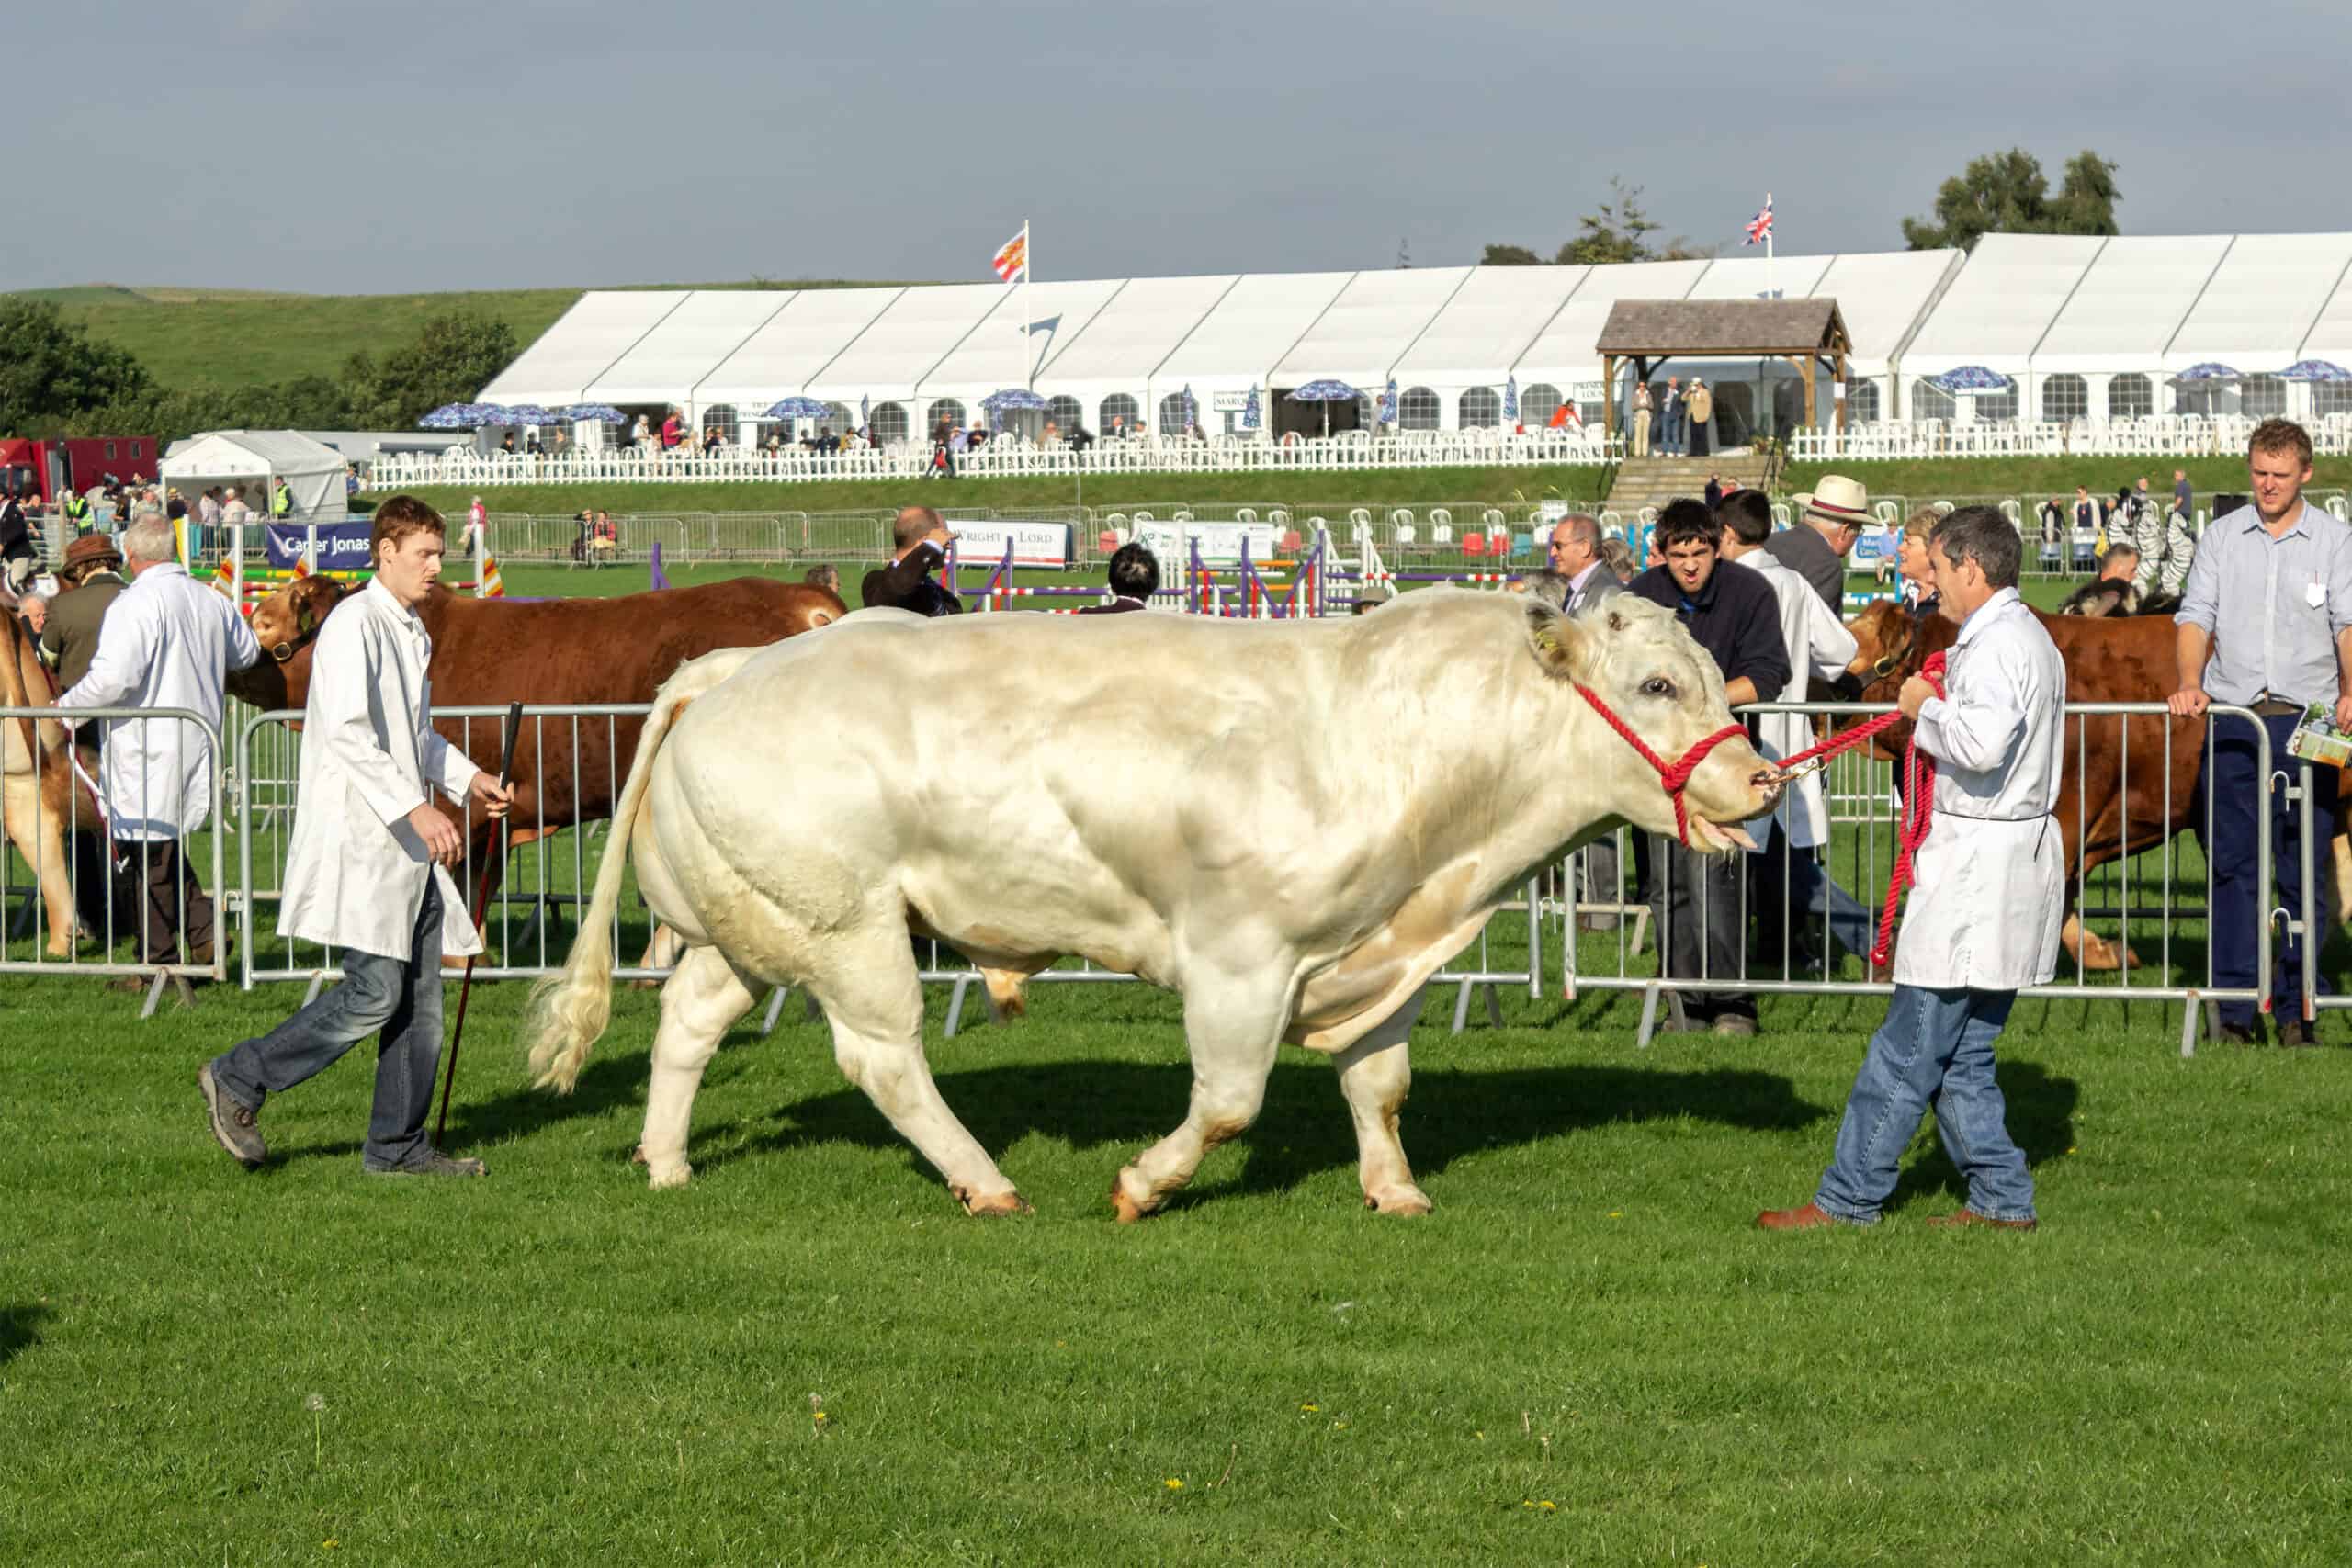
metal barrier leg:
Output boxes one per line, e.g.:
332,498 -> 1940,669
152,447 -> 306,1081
943,974 -> 981,1039
140,971 -> 170,1020
303,972 -> 328,1006
1636,981 -> 1663,1049
760,987 -> 789,1038
2180,990 -> 2202,1059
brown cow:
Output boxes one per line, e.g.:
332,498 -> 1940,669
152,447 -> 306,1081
1843,599 -> 2205,971
0,600 -> 81,955
229,574 -> 844,956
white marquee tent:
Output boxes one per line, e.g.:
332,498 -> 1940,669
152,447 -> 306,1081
159,430 -> 347,522
476,231 -> 2352,440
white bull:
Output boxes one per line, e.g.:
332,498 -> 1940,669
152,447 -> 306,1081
524,590 -> 1781,1219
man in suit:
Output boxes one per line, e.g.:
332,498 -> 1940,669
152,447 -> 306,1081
1543,514 -> 1622,614
1079,543 -> 1158,615
860,507 -> 965,617
1659,377 -> 1685,456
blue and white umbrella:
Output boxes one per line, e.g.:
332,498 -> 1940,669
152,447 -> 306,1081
1180,384 -> 1198,432
1241,384 -> 1261,432
1285,378 -> 1363,436
763,396 -> 834,421
1503,376 -> 1519,424
2282,359 -> 2352,383
979,388 -> 1048,414
859,394 -> 870,441
419,402 -> 493,429
1930,365 -> 2013,394
1378,378 -> 1398,426
2173,362 -> 2242,383
558,403 -> 628,423
490,403 -> 558,425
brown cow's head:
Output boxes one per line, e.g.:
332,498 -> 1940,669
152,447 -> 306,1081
229,575 -> 351,713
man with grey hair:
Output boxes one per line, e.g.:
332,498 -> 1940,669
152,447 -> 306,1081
1544,514 -> 1623,614
1762,505 -> 2063,1232
57,514 -> 262,995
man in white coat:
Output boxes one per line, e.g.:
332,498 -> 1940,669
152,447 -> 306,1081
1759,507 -> 2064,1232
198,497 -> 512,1177
1714,491 -> 1873,971
56,513 -> 263,991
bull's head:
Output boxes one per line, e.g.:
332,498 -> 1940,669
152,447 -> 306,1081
249,575 -> 349,664
1527,596 -> 1781,852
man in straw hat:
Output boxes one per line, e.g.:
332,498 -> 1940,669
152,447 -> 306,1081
1767,473 -> 1872,615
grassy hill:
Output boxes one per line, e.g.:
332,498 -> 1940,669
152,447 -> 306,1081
10,279 -> 927,391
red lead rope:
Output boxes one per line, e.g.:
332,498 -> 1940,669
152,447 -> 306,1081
1773,649 -> 1950,967
1579,649 -> 1950,969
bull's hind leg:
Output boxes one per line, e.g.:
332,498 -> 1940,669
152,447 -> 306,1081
1332,985 -> 1433,1216
810,931 -> 1026,1215
1113,977 -> 1290,1223
3,777 -> 78,958
638,944 -> 760,1189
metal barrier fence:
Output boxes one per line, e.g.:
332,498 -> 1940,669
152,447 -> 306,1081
1,705 -> 228,1009
1555,700 -> 2270,1057
229,703 -> 1545,1035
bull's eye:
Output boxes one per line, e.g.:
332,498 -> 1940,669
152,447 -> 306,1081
1641,677 -> 1677,699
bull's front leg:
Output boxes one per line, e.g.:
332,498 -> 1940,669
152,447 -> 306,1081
1113,976 -> 1289,1223
1331,984 -> 1433,1216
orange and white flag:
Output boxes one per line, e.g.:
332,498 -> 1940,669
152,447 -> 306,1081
990,226 -> 1028,284
477,554 -> 504,599
290,553 -> 311,579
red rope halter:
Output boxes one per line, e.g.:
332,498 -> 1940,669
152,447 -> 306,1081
1773,649 -> 1950,967
1572,684 -> 1752,847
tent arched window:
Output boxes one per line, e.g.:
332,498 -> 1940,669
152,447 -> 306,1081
1399,386 -> 1441,431
702,404 -> 738,443
1159,393 -> 1192,433
1046,395 -> 1082,433
2039,375 -> 2087,425
2241,373 -> 2286,419
1100,393 -> 1141,434
2107,374 -> 2153,421
2315,382 -> 2352,419
1356,394 -> 1375,429
1912,379 -> 1957,421
821,401 -> 853,433
1520,382 -> 1562,428
1458,387 -> 1501,429
868,401 -> 910,445
927,398 -> 967,435
1975,386 -> 2019,422
1846,380 -> 1882,423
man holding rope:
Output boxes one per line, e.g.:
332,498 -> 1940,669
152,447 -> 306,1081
1760,507 -> 2063,1232
198,497 -> 513,1177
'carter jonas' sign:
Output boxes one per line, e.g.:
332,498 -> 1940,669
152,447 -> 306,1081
263,522 -> 373,571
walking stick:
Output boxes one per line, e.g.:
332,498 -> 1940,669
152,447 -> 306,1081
435,701 -> 525,1150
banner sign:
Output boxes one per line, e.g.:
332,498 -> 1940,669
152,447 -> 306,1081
1131,520 -> 1284,568
263,521 -> 373,571
946,519 -> 1072,569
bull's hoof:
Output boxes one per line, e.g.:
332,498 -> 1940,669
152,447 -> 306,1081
645,1158 -> 692,1190
1363,1184 -> 1433,1217
956,1187 -> 1032,1218
1110,1173 -> 1155,1224
629,977 -> 662,992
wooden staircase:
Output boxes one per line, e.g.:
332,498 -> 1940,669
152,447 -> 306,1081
1603,452 -> 1774,519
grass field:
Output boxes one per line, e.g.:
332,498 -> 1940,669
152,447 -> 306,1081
376,454 -> 2350,531
8,563 -> 2351,1561
12,280 -> 926,391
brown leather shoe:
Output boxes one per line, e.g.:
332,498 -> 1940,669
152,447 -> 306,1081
1926,1209 -> 2037,1232
1756,1201 -> 1847,1231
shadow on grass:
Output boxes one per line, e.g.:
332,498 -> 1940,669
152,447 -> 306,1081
0,1303 -> 52,1368
443,1051 -> 654,1149
1886,1061 -> 2080,1213
690,1059 -> 1830,1196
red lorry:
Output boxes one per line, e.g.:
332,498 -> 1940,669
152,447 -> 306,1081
0,435 -> 162,503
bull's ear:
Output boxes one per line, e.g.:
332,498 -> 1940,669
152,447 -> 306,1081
1523,599 -> 1596,682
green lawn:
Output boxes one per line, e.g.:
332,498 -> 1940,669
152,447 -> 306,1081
1783,453 -> 2352,502
13,280 -> 927,391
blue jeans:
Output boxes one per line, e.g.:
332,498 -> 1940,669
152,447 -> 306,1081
2201,711 -> 2337,1029
1815,985 -> 2035,1224
209,881 -> 448,1168
1660,409 -> 1684,455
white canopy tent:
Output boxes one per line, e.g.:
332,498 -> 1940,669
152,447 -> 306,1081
1032,273 -> 1238,437
481,290 -> 686,408
1271,267 -> 1475,429
161,430 -> 347,523
1152,270 -> 1355,436
1387,265 -> 1587,427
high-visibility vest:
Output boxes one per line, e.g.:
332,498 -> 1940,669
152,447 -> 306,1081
270,482 -> 291,517
62,493 -> 92,534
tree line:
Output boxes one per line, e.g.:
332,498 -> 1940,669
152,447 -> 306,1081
0,301 -> 518,445
1481,148 -> 2120,266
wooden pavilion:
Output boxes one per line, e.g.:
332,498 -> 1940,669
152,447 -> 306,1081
1594,299 -> 1854,436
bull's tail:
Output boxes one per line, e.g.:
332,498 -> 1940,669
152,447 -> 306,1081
523,647 -> 757,1092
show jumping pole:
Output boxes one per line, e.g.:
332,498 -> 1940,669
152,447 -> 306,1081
434,700 -> 526,1149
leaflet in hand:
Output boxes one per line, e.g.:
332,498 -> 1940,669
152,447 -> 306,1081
2288,702 -> 2352,767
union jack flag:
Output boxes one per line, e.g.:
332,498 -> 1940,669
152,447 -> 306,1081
990,227 -> 1028,284
1743,197 -> 1774,246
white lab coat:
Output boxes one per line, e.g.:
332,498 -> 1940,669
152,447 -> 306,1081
1893,588 -> 2067,990
1738,548 -> 1858,852
277,578 -> 484,961
57,563 -> 260,841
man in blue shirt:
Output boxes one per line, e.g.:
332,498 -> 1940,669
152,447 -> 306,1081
2169,419 -> 2352,1045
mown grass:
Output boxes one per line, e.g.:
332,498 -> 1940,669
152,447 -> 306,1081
1783,453 -> 2352,502
12,280 -> 927,391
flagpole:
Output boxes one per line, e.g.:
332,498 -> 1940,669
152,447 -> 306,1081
1021,219 -> 1033,391
1765,192 -> 1776,299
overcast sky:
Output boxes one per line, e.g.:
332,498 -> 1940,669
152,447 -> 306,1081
10,0 -> 2347,295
